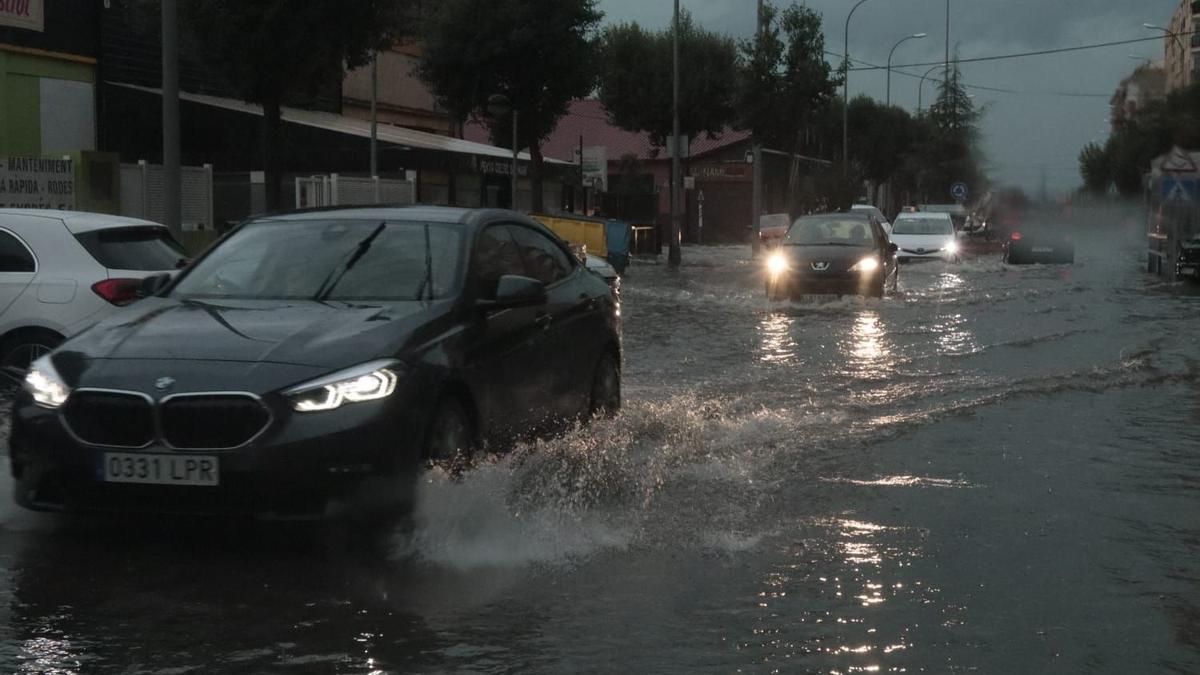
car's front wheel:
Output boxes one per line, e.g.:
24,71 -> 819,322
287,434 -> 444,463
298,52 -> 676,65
424,397 -> 478,470
0,329 -> 63,382
589,353 -> 621,418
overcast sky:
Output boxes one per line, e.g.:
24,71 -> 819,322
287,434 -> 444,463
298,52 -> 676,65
596,0 -> 1182,197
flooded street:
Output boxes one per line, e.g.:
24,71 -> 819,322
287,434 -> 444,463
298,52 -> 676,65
2,219 -> 1199,674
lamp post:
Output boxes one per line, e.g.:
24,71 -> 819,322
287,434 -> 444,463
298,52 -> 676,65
669,0 -> 682,267
917,63 -> 946,112
1143,22 -> 1185,55
486,94 -> 519,210
842,0 -> 875,176
886,33 -> 926,107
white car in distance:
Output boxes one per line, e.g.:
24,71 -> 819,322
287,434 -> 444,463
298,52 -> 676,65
890,212 -> 960,263
0,209 -> 187,377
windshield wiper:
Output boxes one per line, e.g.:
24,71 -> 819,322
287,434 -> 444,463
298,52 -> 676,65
414,223 -> 434,302
314,222 -> 387,301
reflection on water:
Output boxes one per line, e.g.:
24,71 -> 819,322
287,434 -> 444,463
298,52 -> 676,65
757,312 -> 798,364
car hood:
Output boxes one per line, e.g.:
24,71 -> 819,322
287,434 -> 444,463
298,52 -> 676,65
59,296 -> 455,371
781,245 -> 875,272
890,233 -> 954,250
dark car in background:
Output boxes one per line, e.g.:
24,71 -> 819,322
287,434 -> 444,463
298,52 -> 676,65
9,207 -> 622,519
765,212 -> 898,299
1177,234 -> 1200,281
1004,220 -> 1075,265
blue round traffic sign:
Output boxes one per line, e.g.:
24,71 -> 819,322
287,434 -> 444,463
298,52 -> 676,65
951,182 -> 969,201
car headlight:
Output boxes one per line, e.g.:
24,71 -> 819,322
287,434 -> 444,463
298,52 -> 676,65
767,253 -> 790,275
944,240 -> 959,254
849,257 -> 880,273
283,359 -> 401,412
25,355 -> 71,409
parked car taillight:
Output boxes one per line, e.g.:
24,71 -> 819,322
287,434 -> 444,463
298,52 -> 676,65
1011,232 -> 1022,241
92,278 -> 141,306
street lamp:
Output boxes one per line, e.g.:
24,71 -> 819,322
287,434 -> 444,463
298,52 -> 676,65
917,63 -> 946,111
1143,22 -> 1185,54
842,0 -> 876,176
486,94 -> 519,210
887,32 -> 927,107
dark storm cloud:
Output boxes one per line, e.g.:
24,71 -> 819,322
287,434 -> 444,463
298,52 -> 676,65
596,0 -> 1182,194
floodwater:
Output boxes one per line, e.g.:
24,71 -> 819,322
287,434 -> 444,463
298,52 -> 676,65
1,216 -> 1199,673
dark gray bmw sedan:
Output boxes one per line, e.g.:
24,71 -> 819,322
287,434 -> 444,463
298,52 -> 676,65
9,206 -> 621,519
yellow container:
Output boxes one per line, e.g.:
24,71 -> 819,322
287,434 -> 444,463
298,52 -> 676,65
530,213 -> 607,257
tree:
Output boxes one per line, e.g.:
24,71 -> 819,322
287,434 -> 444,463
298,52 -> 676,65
597,11 -> 740,148
917,60 -> 987,203
418,0 -> 602,212
182,0 -> 407,210
1078,142 -> 1111,195
737,3 -> 839,151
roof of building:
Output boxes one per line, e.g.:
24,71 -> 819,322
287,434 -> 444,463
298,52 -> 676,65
464,99 -> 750,163
111,82 -> 568,164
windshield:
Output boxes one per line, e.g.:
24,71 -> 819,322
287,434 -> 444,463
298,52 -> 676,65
892,218 -> 954,235
171,220 -> 462,301
784,217 -> 875,246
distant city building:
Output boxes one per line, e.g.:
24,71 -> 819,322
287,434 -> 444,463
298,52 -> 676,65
1110,63 -> 1166,130
1163,0 -> 1200,92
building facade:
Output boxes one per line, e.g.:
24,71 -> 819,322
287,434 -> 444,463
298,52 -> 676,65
1164,0 -> 1200,92
1111,63 -> 1167,130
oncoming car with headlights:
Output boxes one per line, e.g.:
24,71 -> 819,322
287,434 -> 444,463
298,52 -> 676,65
890,212 -> 959,263
765,212 -> 898,300
9,206 -> 622,519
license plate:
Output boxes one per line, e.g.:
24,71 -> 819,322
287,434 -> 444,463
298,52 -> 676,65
1032,246 -> 1054,253
1181,267 -> 1197,276
102,452 -> 219,486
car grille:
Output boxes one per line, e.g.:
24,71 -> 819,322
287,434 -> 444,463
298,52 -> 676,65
160,395 -> 271,449
64,392 -> 155,448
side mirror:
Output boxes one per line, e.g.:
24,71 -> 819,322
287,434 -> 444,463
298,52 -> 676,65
137,273 -> 172,299
489,275 -> 546,308
889,242 -> 899,253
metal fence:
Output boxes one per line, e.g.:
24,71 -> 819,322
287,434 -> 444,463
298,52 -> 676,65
294,174 -> 416,209
119,160 -> 214,231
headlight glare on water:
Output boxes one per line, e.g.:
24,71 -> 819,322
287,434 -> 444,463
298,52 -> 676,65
285,360 -> 401,412
24,356 -> 71,409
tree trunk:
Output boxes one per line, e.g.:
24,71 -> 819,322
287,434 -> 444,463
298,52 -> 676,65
529,143 -> 545,213
262,98 -> 285,211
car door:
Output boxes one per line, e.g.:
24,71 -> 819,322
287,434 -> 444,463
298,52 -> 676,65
0,225 -> 39,320
507,223 -> 603,420
463,223 -> 555,439
870,219 -> 897,283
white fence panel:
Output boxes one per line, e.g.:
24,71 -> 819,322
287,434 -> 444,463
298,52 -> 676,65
119,160 -> 214,231
294,174 -> 415,209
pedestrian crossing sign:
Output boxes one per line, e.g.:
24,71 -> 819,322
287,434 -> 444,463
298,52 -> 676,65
1162,178 -> 1198,203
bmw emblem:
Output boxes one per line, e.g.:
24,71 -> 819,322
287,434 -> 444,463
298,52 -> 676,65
155,377 -> 176,392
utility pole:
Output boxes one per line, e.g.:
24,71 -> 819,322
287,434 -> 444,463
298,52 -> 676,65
669,0 -> 682,267
161,0 -> 181,235
369,52 -> 378,179
512,110 -> 519,210
751,0 -> 764,257
944,0 -> 950,79
842,0 -> 873,177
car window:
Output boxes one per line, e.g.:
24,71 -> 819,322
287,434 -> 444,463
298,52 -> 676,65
472,224 -> 526,299
508,225 -> 574,285
74,226 -> 187,271
892,218 -> 954,235
172,220 -> 462,301
0,230 -> 35,273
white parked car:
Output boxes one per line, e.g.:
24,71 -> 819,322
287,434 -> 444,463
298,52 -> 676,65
890,212 -> 959,262
0,209 -> 186,376
852,204 -> 891,236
